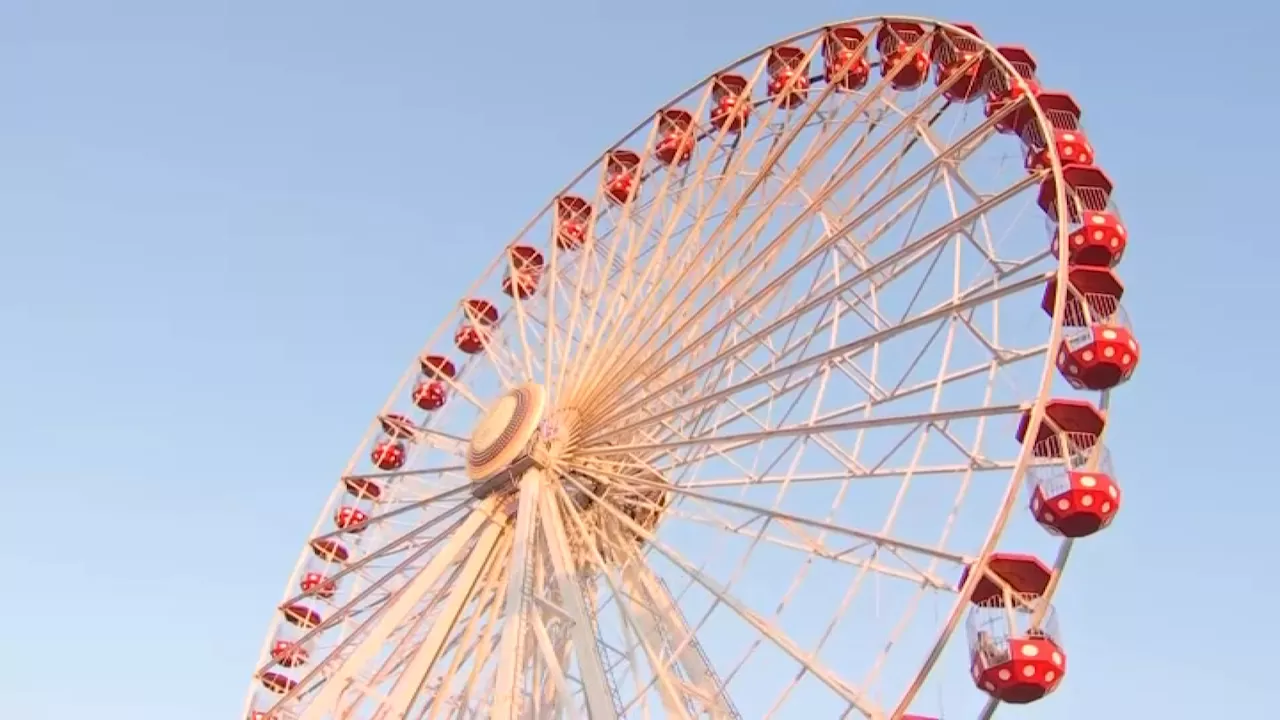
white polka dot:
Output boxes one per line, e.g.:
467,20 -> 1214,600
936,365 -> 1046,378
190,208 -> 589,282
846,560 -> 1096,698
1022,644 -> 1040,657
1108,485 -> 1118,498
1117,224 -> 1126,235
1101,328 -> 1117,340
1068,364 -> 1079,374
1081,494 -> 1095,507
1052,652 -> 1063,665
1023,665 -> 1037,677
984,681 -> 996,691
1063,146 -> 1075,156
1063,133 -> 1076,142
998,669 -> 1012,681
1057,498 -> 1071,511
1043,511 -> 1055,522
1074,235 -> 1085,246
1128,339 -> 1137,350
1093,229 -> 1105,241
1032,495 -> 1042,510
1110,238 -> 1120,247
1082,350 -> 1094,361
1045,670 -> 1057,682
1103,346 -> 1116,358
1079,475 -> 1097,487
1058,350 -> 1067,363
1121,353 -> 1131,364
1091,215 -> 1106,225
1101,501 -> 1111,513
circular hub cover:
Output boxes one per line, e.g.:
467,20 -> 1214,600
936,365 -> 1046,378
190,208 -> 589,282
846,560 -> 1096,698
466,383 -> 547,481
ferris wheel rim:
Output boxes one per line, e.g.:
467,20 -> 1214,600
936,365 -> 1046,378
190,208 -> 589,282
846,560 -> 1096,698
241,14 -> 1130,720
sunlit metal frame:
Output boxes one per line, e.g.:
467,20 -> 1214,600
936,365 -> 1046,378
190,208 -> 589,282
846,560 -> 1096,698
240,14 -> 1125,720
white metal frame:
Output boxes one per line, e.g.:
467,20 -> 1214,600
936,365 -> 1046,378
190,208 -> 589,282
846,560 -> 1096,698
241,15 -> 1127,720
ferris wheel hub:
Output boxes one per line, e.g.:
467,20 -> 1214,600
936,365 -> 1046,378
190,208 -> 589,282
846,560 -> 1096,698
465,383 -> 547,482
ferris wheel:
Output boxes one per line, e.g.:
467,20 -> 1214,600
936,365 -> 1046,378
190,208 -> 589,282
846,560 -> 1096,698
242,14 -> 1137,720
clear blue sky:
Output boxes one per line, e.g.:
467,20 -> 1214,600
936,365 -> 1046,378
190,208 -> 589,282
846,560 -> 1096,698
1,1 -> 1272,718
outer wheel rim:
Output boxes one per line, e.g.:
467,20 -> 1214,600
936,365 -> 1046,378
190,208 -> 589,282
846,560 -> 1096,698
241,15 -> 1133,720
